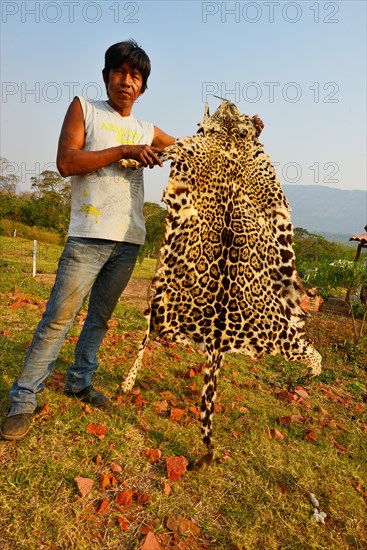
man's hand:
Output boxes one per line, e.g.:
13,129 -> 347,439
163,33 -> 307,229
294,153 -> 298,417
252,114 -> 264,137
120,145 -> 164,169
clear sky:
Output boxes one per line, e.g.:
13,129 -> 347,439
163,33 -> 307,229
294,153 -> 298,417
1,0 -> 366,205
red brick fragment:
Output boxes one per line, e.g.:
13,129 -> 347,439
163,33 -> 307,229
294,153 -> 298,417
169,408 -> 185,422
115,489 -> 135,506
141,448 -> 162,463
116,516 -> 129,531
98,499 -> 109,514
140,531 -> 164,550
165,456 -> 188,482
304,431 -> 317,443
74,477 -> 93,497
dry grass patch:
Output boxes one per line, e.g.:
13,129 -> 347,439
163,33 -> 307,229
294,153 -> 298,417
0,267 -> 366,549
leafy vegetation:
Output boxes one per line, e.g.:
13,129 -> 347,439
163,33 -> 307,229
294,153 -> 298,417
0,165 -> 71,238
310,260 -> 367,343
294,227 -> 354,275
1,160 -> 357,267
139,202 -> 167,263
0,163 -> 166,260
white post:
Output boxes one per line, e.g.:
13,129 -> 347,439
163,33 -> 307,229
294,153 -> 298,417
32,240 -> 37,277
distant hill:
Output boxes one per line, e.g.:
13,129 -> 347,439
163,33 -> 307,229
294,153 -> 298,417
283,185 -> 366,238
313,231 -> 356,246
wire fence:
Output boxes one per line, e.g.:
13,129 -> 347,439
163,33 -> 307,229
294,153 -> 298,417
0,237 -> 63,275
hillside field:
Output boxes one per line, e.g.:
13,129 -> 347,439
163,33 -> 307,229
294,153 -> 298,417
0,237 -> 366,549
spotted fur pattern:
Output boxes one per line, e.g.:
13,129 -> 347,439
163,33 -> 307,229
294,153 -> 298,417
122,101 -> 321,460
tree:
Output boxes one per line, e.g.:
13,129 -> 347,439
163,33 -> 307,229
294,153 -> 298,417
31,170 -> 71,205
0,157 -> 19,196
30,170 -> 71,235
0,165 -> 166,245
138,202 -> 166,262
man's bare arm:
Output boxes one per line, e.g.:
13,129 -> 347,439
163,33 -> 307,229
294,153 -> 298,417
152,126 -> 176,148
252,114 -> 264,136
57,98 -> 164,177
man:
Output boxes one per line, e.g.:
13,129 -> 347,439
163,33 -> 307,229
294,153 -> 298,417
1,40 -> 263,440
1,40 -> 175,440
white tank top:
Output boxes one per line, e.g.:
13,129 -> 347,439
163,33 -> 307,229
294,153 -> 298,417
68,96 -> 154,243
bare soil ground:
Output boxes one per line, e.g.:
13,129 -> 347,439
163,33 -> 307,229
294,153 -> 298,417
119,277 -> 151,313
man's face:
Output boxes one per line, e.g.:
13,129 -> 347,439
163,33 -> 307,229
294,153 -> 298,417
104,62 -> 144,113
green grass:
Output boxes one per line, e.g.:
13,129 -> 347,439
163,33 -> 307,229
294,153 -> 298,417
0,236 -> 63,274
0,236 -> 157,279
133,257 -> 159,280
1,240 -> 367,549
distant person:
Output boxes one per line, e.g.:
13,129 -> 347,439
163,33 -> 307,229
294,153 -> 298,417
1,40 -> 264,440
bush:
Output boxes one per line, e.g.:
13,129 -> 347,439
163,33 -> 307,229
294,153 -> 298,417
312,260 -> 367,342
0,219 -> 63,244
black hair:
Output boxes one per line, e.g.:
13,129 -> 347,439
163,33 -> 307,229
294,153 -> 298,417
102,39 -> 151,94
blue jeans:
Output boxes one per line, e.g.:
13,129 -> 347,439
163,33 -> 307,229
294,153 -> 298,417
8,237 -> 140,415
